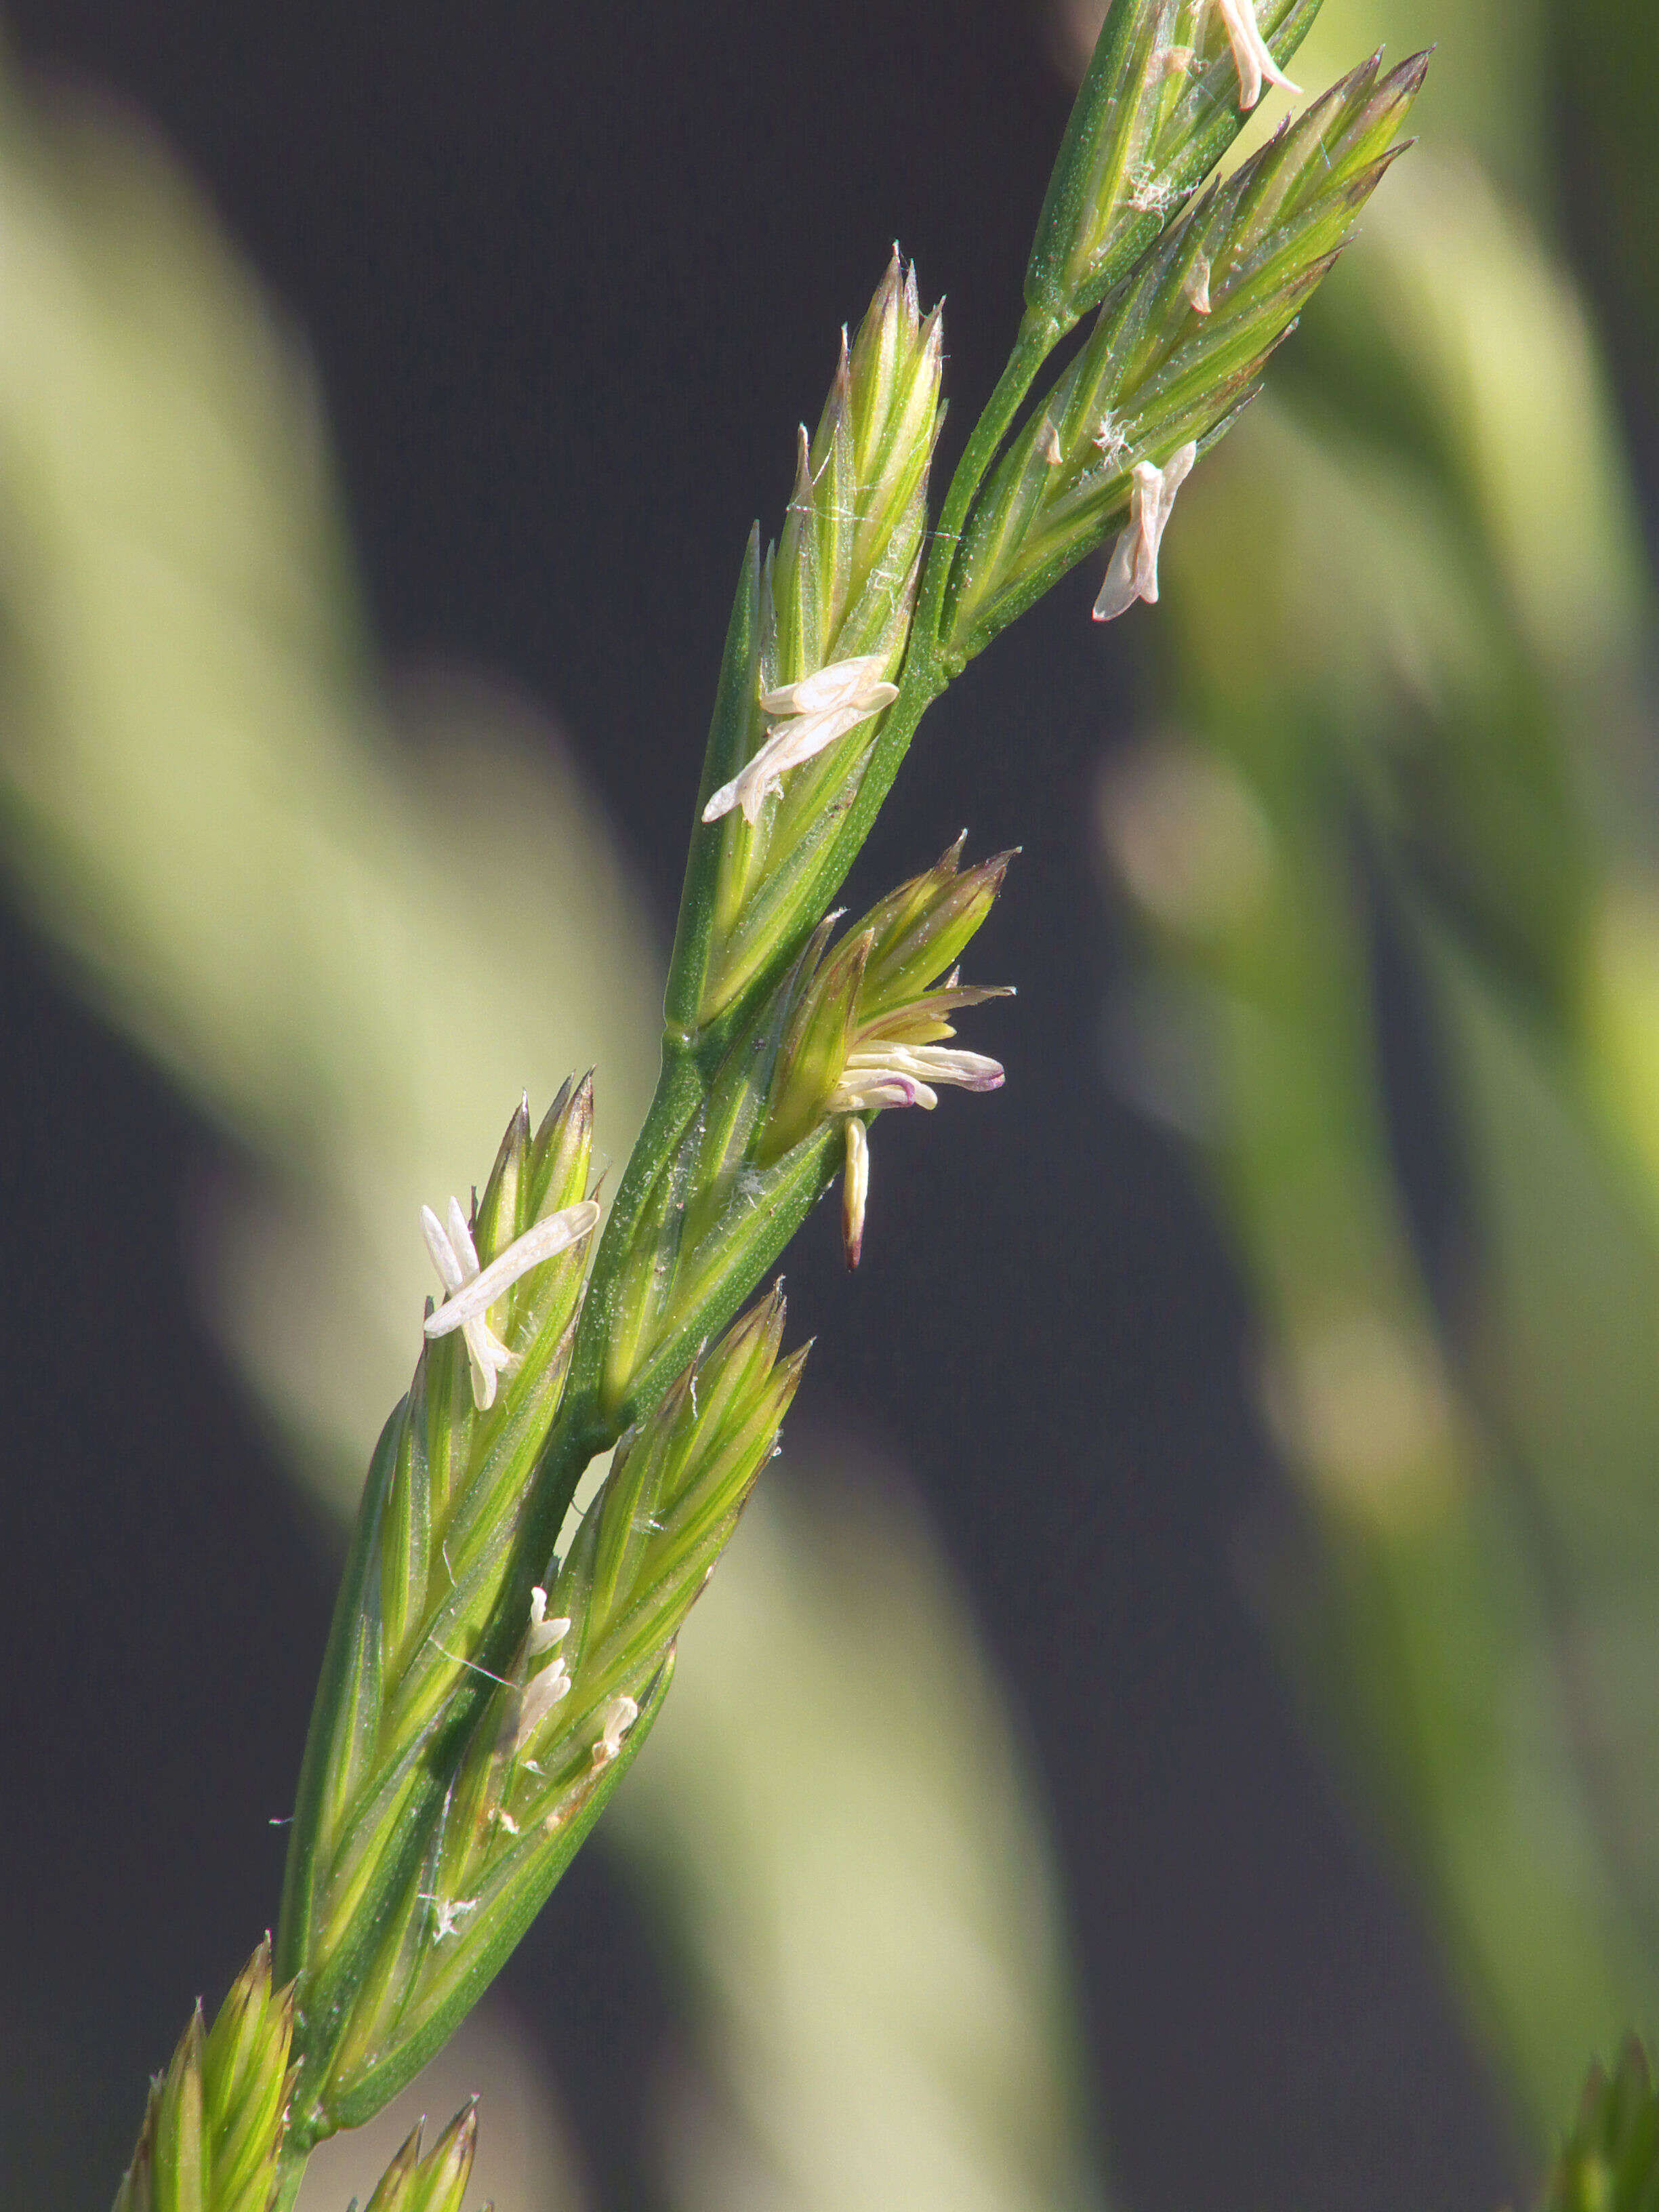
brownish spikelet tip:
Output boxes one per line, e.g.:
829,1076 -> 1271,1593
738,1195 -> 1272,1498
1391,46 -> 1434,99
1324,47 -> 1385,114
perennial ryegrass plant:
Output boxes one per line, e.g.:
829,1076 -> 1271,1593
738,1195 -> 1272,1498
110,4 -> 1427,2203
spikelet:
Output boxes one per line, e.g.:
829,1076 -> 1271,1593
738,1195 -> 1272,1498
112,1938 -> 296,2212
947,49 -> 1428,659
360,2102 -> 486,2212
672,249 -> 947,1029
1027,0 -> 1322,325
276,1081 -> 596,2144
602,841 -> 1010,1415
312,1292 -> 806,2126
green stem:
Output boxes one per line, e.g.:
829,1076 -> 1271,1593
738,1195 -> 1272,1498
270,2144 -> 310,2212
513,1020 -> 736,1561
505,1048 -> 705,1586
565,1043 -> 708,1408
663,528 -> 762,1038
517,1038 -> 840,1576
917,304 -> 1065,662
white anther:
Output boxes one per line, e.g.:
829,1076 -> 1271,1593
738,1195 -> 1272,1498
422,1196 -> 600,1412
527,1585 -> 573,1656
493,1808 -> 520,1835
592,1694 -> 640,1765
1042,423 -> 1064,466
841,1115 -> 869,1271
513,1658 -> 573,1753
426,1204 -> 601,1335
447,1195 -> 477,1276
1213,0 -> 1300,111
422,1200 -> 504,1407
829,1043 -> 1006,1115
1092,442 -> 1198,622
1184,252 -> 1212,315
827,1072 -> 930,1113
702,654 -> 899,825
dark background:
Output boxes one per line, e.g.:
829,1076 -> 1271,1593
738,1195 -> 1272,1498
5,3 -> 1643,2206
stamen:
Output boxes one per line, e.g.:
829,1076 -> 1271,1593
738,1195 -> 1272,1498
842,1115 -> 869,1271
830,1043 -> 1005,1115
425,1202 -> 602,1338
447,1195 -> 480,1281
1214,0 -> 1300,111
592,1693 -> 640,1765
827,1070 -> 930,1114
527,1585 -> 573,1655
512,1659 -> 573,1754
703,654 -> 899,825
423,1189 -> 599,1412
1092,443 -> 1198,622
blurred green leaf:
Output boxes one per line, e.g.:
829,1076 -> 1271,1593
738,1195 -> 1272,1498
1101,0 -> 1659,2144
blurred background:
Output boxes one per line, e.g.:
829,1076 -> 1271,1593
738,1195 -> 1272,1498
2,1 -> 1656,2207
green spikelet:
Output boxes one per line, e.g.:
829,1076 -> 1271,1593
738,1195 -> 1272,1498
275,1080 -> 596,2142
359,2103 -> 485,2212
1027,0 -> 1324,324
602,841 -> 1010,1414
760,839 -> 1015,1162
669,249 -> 947,1031
112,1940 -> 295,2212
312,1288 -> 807,2127
945,47 -> 1429,661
